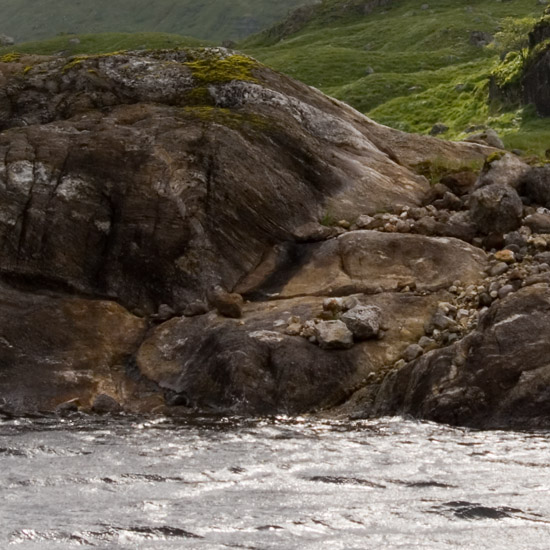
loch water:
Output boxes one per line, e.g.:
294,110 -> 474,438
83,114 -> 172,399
0,415 -> 549,549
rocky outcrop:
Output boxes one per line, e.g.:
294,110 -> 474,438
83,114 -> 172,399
371,285 -> 550,429
3,47 -> 550,429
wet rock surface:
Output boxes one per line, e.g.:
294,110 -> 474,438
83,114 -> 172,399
1,48 -> 550,429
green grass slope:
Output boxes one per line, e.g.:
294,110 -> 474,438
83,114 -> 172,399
0,32 -> 209,57
243,0 -> 550,154
0,0 -> 310,43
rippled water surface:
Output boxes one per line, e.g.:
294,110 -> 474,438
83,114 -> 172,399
1,415 -> 549,549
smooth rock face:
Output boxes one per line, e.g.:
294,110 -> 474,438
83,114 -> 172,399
371,286 -> 550,429
239,231 -> 488,298
0,283 -> 147,415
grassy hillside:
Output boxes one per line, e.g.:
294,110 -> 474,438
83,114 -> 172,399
0,33 -> 210,57
0,0 -> 311,43
243,0 -> 550,154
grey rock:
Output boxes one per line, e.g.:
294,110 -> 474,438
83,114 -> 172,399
497,284 -> 514,299
489,262 -> 509,277
469,183 -> 523,234
517,166 -> 550,208
469,30 -> 493,47
91,394 -> 122,414
315,320 -> 354,350
464,128 -> 504,149
403,343 -> 423,362
183,300 -> 209,317
341,305 -> 382,340
0,34 -> 14,46
474,153 -> 529,190
524,213 -> 550,234
429,123 -> 449,136
372,286 -> 550,429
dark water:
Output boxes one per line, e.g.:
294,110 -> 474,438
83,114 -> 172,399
1,415 -> 549,549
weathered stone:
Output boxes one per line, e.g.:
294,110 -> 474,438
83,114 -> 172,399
524,213 -> 550,234
341,305 -> 382,340
464,128 -> 505,149
372,286 -> 550,429
402,344 -> 423,362
315,320 -> 354,350
474,152 -> 529,190
494,249 -> 516,264
0,283 -> 147,415
323,296 -> 358,313
518,166 -> 550,208
440,171 -> 477,196
183,300 -> 209,317
91,393 -> 122,414
429,122 -> 448,136
240,231 -> 487,299
469,184 -> 523,235
209,287 -> 244,319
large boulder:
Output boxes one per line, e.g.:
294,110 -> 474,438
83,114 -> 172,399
238,230 -> 488,298
469,183 -> 523,235
517,165 -> 550,208
371,285 -> 550,429
0,49 -> 488,315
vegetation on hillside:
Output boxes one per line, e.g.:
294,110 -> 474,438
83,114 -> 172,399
243,0 -> 550,155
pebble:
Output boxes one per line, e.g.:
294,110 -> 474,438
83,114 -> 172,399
497,284 -> 514,299
490,262 -> 509,277
494,249 -> 516,263
403,343 -> 423,362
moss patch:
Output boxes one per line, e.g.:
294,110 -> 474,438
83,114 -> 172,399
185,52 -> 260,85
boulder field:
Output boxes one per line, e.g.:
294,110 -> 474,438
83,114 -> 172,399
0,48 -> 549,429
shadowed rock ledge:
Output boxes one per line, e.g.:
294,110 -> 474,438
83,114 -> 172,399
2,48 -> 549,429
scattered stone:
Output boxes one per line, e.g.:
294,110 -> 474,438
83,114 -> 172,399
68,37 -> 81,46
323,296 -> 358,313
431,312 -> 455,330
524,213 -> 550,234
418,336 -> 436,349
489,262 -> 509,277
494,249 -> 515,264
403,343 -> 423,362
464,128 -> 505,149
469,30 -> 493,47
354,214 -> 375,229
315,320 -> 354,350
55,398 -> 80,415
429,122 -> 449,136
469,183 -> 523,235
91,394 -> 122,414
337,219 -> 351,229
183,300 -> 209,317
156,303 -> 176,321
440,171 -> 477,196
497,284 -> 514,300
209,286 -> 244,319
285,322 -> 303,336
341,305 -> 382,340
293,222 -> 342,242
517,165 -> 550,207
